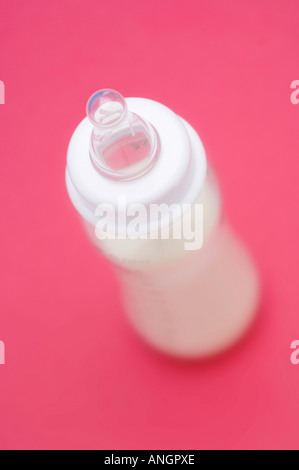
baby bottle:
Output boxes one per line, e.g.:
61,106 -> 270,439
66,89 -> 260,358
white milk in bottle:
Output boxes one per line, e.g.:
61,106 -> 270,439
66,89 -> 260,358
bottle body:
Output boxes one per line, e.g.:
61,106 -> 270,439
82,167 -> 260,357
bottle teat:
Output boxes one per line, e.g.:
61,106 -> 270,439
86,89 -> 160,181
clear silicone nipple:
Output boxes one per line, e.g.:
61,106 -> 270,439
86,89 -> 160,181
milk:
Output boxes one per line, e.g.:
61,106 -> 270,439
83,168 -> 259,357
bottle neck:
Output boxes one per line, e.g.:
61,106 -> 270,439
66,96 -> 207,232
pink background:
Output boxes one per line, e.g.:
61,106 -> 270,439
0,0 -> 299,450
